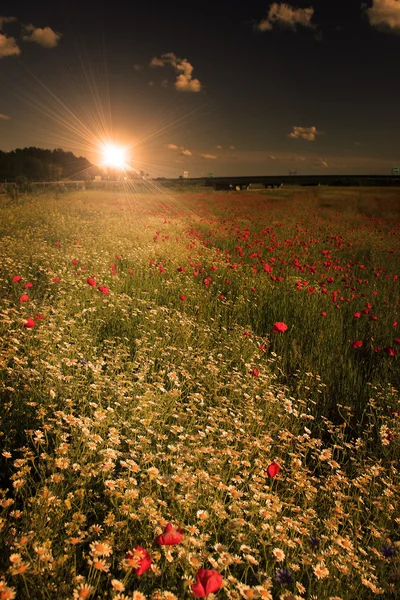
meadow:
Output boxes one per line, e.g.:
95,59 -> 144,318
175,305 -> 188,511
0,185 -> 399,600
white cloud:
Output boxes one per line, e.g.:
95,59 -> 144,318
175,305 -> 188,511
229,145 -> 236,150
0,33 -> 20,57
367,0 -> 400,32
216,145 -> 223,150
150,52 -> 202,92
167,144 -> 192,156
0,113 -> 10,119
200,154 -> 217,160
23,25 -> 62,48
0,16 -> 17,30
258,2 -> 315,32
288,125 -> 320,141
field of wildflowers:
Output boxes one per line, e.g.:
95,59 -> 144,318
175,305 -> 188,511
0,186 -> 399,600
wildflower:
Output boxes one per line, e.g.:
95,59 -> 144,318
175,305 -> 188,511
266,462 -> 281,478
313,562 -> 329,579
12,276 -> 21,282
384,346 -> 398,356
250,369 -> 259,377
86,278 -> 96,287
19,294 -> 29,302
179,295 -> 187,301
53,277 -> 60,283
35,313 -> 45,320
272,548 -> 285,562
72,259 -> 79,265
24,282 -> 33,289
23,318 -> 35,329
275,569 -> 293,585
125,547 -> 152,575
0,580 -> 17,600
272,322 -> 288,333
156,523 -> 183,546
351,340 -> 363,348
191,568 -> 223,597
72,583 -> 94,599
98,286 -> 109,295
89,541 -> 113,557
381,545 -> 396,558
353,312 -> 361,319
320,311 -> 327,317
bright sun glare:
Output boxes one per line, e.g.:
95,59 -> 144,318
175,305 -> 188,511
100,143 -> 129,169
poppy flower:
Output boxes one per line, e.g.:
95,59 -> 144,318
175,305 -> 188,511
125,547 -> 152,575
98,286 -> 109,295
191,569 -> 223,598
250,368 -> 259,376
72,260 -> 79,265
394,338 -> 400,345
266,462 -> 281,478
35,313 -> 45,320
86,278 -> 96,287
353,312 -> 361,319
351,340 -> 363,348
19,294 -> 29,302
54,241 -> 60,247
53,277 -> 60,283
384,347 -> 398,357
156,523 -> 183,546
320,311 -> 327,317
179,295 -> 186,301
24,318 -> 35,329
272,322 -> 288,333
12,275 -> 21,282
24,282 -> 33,289
177,267 -> 185,272
219,294 -> 226,300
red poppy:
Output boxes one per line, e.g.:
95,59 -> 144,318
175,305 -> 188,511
35,313 -> 45,320
54,241 -> 60,247
352,340 -> 363,348
394,338 -> 400,345
53,277 -> 60,283
72,260 -> 79,265
266,462 -> 281,478
353,312 -> 361,319
177,267 -> 185,272
374,346 -> 382,353
98,286 -> 109,295
191,569 -> 223,598
219,294 -> 226,300
24,318 -> 35,328
12,275 -> 21,282
393,322 -> 398,327
179,295 -> 187,301
86,278 -> 96,287
384,347 -> 398,357
19,294 -> 29,302
272,322 -> 288,333
320,311 -> 327,317
128,269 -> 134,275
24,282 -> 33,289
125,547 -> 152,575
250,368 -> 259,376
156,523 -> 183,546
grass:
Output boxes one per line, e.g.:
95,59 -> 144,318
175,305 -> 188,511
0,186 -> 399,600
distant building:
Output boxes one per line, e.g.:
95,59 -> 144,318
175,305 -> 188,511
183,171 -> 189,179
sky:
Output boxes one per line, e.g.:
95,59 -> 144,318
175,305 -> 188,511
1,0 -> 400,177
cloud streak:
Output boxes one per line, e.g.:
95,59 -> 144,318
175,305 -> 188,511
0,113 -> 11,119
150,52 -> 202,92
367,0 -> 400,33
258,2 -> 315,32
0,33 -> 20,57
22,25 -> 62,48
288,125 -> 321,141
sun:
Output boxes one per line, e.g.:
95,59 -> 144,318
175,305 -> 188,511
100,143 -> 129,169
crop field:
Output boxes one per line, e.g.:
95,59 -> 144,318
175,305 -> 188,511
0,186 -> 399,600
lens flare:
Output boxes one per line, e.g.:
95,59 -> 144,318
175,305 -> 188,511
100,143 -> 129,169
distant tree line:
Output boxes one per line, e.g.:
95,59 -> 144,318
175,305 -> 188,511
0,147 -> 96,183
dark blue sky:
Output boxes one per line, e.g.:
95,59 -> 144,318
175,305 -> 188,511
1,1 -> 400,176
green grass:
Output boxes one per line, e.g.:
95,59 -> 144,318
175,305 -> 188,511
0,187 -> 399,600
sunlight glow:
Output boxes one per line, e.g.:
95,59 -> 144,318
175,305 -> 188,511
100,143 -> 129,169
